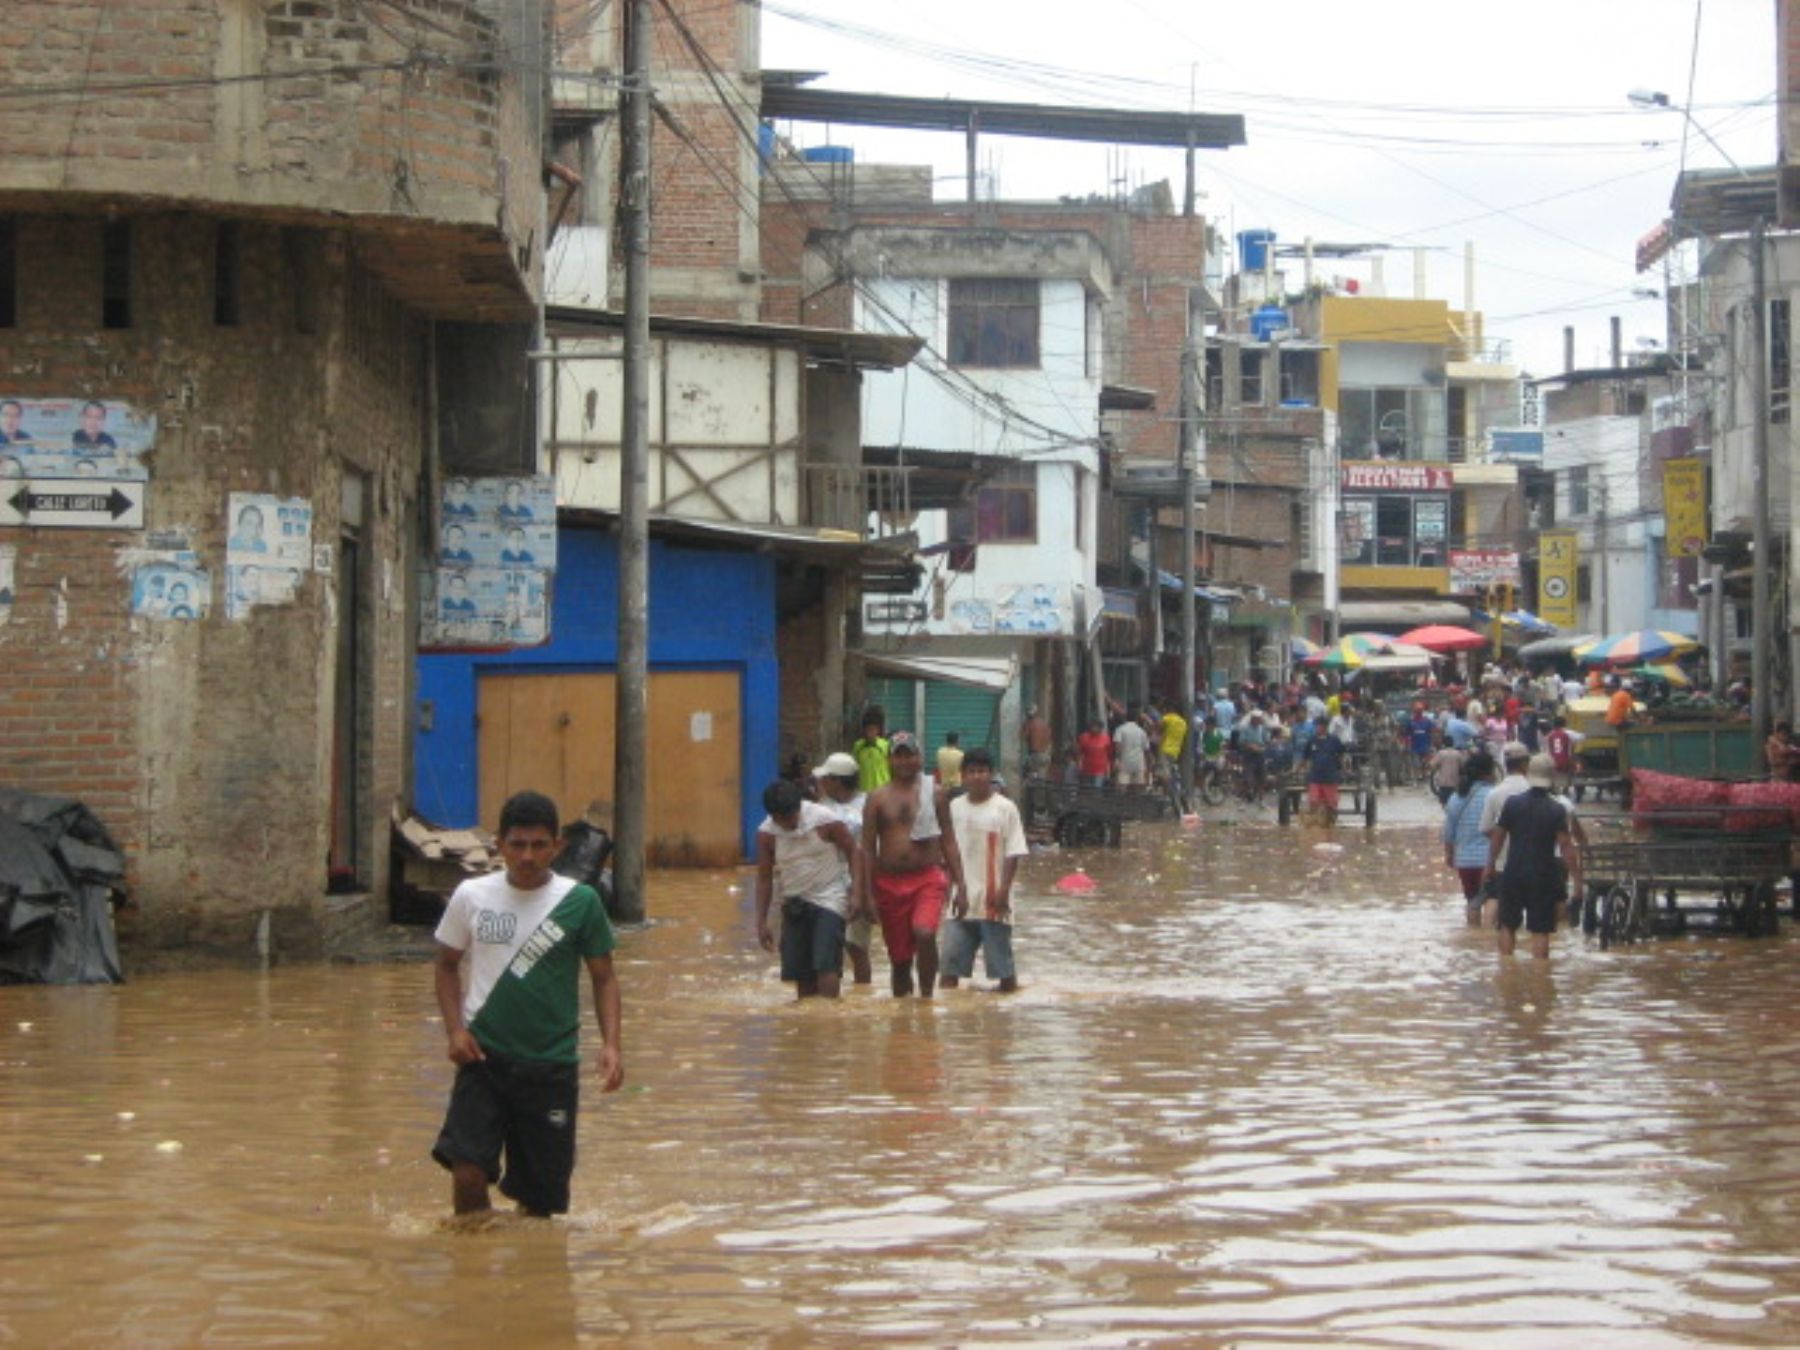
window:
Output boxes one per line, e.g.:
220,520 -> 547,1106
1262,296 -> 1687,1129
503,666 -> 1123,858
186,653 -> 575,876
1772,297 -> 1791,426
947,463 -> 1036,544
1073,466 -> 1086,554
0,217 -> 14,327
947,278 -> 1039,368
1568,465 -> 1590,517
1240,351 -> 1263,406
101,219 -> 131,329
285,228 -> 320,334
1577,563 -> 1592,605
1344,493 -> 1447,568
214,221 -> 241,327
1340,388 -> 1418,459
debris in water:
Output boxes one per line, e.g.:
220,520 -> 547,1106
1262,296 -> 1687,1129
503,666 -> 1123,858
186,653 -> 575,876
1055,873 -> 1097,894
154,1140 -> 184,1154
116,1111 -> 136,1122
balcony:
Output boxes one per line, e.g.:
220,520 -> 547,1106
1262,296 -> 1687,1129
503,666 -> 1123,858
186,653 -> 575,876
806,464 -> 917,540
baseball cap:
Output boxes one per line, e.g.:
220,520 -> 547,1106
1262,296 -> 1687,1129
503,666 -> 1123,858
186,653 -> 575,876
813,751 -> 858,779
889,730 -> 921,755
1502,740 -> 1530,762
1526,753 -> 1556,788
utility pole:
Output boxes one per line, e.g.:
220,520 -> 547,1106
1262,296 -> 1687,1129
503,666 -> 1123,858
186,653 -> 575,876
1595,477 -> 1610,635
1751,215 -> 1773,762
1179,288 -> 1209,802
613,0 -> 653,923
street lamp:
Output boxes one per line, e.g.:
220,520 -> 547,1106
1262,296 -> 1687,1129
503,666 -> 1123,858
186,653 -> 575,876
1627,89 -> 1750,180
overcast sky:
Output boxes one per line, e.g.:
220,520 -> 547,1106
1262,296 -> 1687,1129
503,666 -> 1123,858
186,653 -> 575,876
759,0 -> 1776,378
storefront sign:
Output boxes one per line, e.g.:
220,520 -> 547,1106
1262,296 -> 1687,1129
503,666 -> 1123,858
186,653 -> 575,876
1339,462 -> 1452,492
1538,530 -> 1578,629
1449,547 -> 1521,594
1663,456 -> 1707,558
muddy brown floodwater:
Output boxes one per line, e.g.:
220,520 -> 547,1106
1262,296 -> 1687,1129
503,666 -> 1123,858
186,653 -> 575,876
7,797 -> 1800,1345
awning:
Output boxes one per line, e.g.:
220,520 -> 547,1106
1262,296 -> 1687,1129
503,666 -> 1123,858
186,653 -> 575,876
1157,570 -> 1241,603
1337,600 -> 1472,627
863,652 -> 1018,694
1518,633 -> 1599,660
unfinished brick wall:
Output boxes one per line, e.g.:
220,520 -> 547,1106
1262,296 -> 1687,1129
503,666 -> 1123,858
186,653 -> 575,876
0,213 -> 426,959
0,0 -> 542,260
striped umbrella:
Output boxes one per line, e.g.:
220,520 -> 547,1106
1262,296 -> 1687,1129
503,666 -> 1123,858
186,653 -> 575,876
1575,630 -> 1701,667
1630,662 -> 1692,688
1302,633 -> 1398,670
1290,636 -> 1322,661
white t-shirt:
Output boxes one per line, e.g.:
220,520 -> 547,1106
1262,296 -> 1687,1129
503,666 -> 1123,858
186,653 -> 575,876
434,870 -> 579,1027
1114,721 -> 1150,772
818,790 -> 865,842
759,799 -> 851,914
950,792 -> 1030,923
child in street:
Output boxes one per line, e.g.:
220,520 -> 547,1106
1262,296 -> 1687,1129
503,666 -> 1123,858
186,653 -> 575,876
754,779 -> 864,1000
940,748 -> 1029,993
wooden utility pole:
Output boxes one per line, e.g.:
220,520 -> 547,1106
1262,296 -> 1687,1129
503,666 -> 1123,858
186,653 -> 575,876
1178,287 -> 1208,800
613,0 -> 652,922
1750,215 -> 1772,761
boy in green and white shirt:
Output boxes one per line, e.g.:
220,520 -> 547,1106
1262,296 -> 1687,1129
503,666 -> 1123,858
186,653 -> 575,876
432,790 -> 622,1217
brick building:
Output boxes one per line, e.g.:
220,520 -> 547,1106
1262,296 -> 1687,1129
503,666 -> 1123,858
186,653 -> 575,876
0,0 -> 544,959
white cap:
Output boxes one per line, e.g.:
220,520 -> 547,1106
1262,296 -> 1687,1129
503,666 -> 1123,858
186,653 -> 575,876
813,752 -> 858,778
1526,753 -> 1556,788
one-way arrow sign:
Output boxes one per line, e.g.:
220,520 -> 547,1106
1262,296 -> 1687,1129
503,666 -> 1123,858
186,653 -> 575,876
0,478 -> 145,529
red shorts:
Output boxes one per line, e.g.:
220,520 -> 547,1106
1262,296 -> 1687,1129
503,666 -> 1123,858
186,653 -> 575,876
1307,783 -> 1340,810
871,867 -> 948,964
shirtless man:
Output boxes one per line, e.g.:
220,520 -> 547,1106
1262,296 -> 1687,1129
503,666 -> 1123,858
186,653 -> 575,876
862,731 -> 967,998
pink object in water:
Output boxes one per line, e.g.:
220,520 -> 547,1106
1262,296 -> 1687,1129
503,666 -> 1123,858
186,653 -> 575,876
1055,872 -> 1098,894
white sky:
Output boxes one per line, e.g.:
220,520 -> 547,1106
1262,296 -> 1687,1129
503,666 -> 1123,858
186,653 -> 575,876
759,0 -> 1777,377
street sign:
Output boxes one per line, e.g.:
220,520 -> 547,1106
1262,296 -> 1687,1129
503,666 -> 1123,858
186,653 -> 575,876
0,478 -> 145,529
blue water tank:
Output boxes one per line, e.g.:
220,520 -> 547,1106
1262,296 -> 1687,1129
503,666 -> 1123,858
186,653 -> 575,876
1238,228 -> 1277,272
801,145 -> 854,164
1251,305 -> 1289,341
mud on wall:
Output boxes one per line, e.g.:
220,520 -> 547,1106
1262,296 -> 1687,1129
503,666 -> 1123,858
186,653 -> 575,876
0,214 -> 427,957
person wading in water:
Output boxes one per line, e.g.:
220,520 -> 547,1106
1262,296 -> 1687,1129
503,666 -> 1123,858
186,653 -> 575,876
862,732 -> 967,998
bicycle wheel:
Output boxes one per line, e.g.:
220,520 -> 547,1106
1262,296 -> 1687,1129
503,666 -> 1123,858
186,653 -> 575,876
1199,766 -> 1227,807
1599,885 -> 1632,950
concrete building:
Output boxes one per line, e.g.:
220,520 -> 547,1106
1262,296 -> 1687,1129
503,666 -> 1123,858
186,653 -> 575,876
0,0 -> 545,958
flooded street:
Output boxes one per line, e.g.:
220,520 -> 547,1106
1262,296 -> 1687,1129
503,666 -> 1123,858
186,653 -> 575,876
8,795 -> 1800,1346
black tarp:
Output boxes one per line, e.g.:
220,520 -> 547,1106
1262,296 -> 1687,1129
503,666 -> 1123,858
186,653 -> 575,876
0,790 -> 126,984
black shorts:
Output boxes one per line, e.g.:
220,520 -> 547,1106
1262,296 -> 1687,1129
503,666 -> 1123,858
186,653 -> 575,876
432,1052 -> 580,1214
779,896 -> 846,981
1497,880 -> 1560,935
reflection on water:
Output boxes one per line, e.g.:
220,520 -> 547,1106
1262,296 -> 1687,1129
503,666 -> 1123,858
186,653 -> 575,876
7,797 -> 1800,1344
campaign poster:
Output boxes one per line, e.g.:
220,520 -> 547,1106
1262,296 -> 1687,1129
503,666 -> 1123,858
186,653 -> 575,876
440,475 -> 557,570
425,566 -> 549,648
0,544 -> 13,627
128,552 -> 211,621
0,398 -> 156,482
225,493 -> 312,620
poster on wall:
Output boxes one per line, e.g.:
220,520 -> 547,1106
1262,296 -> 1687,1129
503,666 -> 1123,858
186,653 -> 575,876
993,583 -> 1068,635
422,566 -> 549,648
0,398 -> 156,481
422,475 -> 556,649
127,550 -> 211,621
0,543 -> 13,626
1664,457 -> 1708,558
225,493 -> 312,620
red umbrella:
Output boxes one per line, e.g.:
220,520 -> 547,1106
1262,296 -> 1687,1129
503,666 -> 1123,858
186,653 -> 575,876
1397,624 -> 1490,653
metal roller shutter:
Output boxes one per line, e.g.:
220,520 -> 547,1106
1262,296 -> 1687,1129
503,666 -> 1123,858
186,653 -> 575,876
923,681 -> 1000,758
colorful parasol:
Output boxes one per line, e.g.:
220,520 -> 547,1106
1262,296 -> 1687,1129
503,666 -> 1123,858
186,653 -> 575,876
1396,624 -> 1491,653
1574,630 -> 1701,667
1629,662 -> 1692,688
1290,636 -> 1322,661
1302,633 -> 1398,670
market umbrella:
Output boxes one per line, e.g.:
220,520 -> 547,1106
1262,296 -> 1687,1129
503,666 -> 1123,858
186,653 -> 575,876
1505,609 -> 1556,635
1302,633 -> 1397,670
1290,636 -> 1321,661
1630,662 -> 1692,688
1575,630 -> 1701,667
1397,624 -> 1490,653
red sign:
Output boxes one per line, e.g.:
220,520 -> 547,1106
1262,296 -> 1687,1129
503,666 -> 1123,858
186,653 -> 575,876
1448,547 -> 1521,593
1340,461 -> 1453,492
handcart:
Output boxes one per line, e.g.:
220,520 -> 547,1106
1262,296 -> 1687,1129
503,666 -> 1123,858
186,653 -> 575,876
1275,751 -> 1378,828
1021,778 -> 1174,848
1577,805 -> 1793,948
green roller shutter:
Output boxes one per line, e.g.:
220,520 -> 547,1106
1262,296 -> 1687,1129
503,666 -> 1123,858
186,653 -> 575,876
924,681 -> 1000,758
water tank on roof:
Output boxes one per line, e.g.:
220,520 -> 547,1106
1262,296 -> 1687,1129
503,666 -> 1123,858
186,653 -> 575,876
801,145 -> 854,164
1237,228 -> 1276,272
1250,305 -> 1289,341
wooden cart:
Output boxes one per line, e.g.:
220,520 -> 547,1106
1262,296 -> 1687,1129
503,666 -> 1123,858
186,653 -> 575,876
1021,778 -> 1175,848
